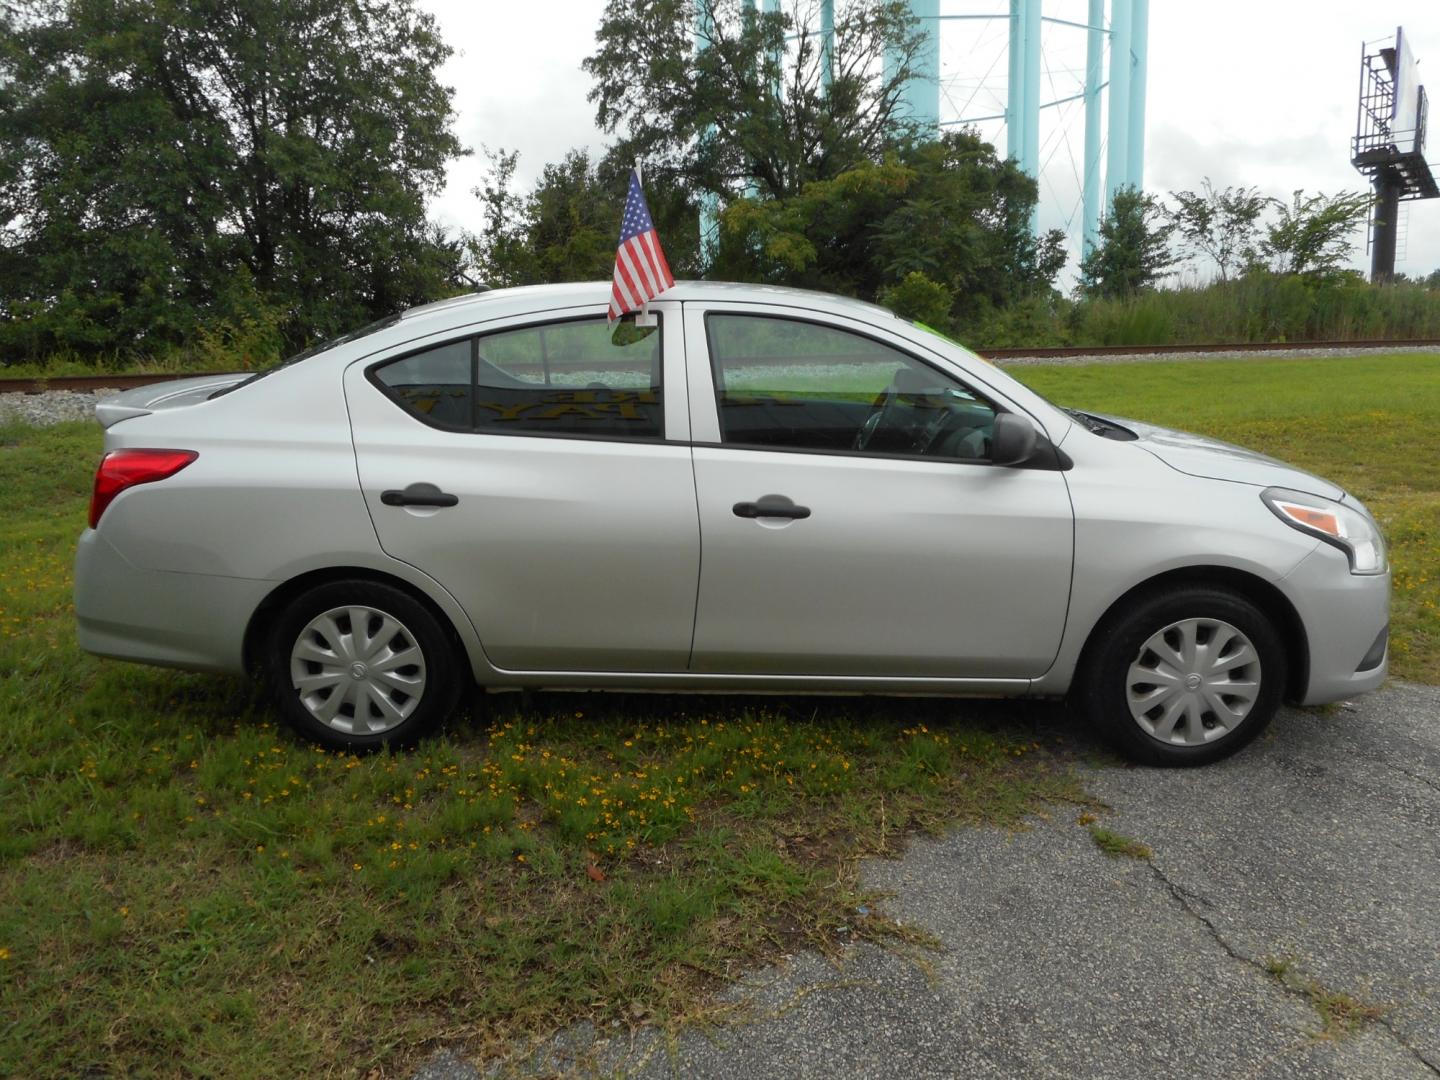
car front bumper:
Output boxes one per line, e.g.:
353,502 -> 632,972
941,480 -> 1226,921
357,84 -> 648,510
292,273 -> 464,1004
1282,545 -> 1390,705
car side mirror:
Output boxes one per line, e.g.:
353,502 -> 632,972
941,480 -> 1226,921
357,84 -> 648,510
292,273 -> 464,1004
990,412 -> 1038,466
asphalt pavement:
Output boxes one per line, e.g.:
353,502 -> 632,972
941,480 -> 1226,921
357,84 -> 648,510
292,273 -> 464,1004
421,682 -> 1440,1080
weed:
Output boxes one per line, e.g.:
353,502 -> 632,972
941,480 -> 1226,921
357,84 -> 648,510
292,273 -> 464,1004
1087,825 -> 1153,860
1262,955 -> 1386,1040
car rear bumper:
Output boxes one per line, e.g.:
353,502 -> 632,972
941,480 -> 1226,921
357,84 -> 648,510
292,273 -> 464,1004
74,529 -> 268,675
1283,546 -> 1390,705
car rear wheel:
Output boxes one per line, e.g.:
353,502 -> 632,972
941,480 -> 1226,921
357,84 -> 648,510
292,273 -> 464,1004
1077,586 -> 1287,766
266,580 -> 463,751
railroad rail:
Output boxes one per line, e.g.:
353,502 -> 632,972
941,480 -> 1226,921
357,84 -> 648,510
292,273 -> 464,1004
3,337 -> 1439,395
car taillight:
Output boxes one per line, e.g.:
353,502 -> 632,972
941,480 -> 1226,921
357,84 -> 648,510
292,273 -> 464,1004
89,449 -> 198,528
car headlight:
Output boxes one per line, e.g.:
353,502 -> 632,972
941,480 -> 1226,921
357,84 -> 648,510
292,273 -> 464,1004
1261,487 -> 1387,575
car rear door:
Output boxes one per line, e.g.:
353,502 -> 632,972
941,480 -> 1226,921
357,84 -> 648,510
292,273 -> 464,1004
683,303 -> 1074,679
345,302 -> 699,673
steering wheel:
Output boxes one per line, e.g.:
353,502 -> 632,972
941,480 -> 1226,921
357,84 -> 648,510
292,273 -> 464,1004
909,406 -> 958,456
852,391 -> 898,451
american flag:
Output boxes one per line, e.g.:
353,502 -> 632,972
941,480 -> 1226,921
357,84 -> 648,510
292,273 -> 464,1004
608,169 -> 675,321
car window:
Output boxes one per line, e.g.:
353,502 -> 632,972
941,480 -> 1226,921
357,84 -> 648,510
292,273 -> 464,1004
372,339 -> 474,428
475,317 -> 662,439
371,316 -> 664,440
705,314 -> 997,460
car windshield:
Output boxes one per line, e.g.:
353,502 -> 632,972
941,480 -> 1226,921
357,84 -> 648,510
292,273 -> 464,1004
209,312 -> 403,399
904,319 -> 1072,415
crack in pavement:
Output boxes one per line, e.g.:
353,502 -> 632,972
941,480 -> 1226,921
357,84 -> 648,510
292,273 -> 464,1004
1144,857 -> 1440,1078
1385,760 -> 1440,800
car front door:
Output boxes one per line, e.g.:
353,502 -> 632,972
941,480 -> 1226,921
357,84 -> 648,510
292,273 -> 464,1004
345,303 -> 700,673
683,304 -> 1074,679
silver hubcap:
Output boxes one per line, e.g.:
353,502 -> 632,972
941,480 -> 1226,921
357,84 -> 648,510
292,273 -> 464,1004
289,605 -> 426,734
1125,617 -> 1261,745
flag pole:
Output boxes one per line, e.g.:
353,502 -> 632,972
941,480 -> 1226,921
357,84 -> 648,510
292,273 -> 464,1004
633,160 -> 658,327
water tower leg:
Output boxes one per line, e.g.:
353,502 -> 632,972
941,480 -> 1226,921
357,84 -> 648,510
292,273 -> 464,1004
696,0 -> 718,267
906,0 -> 940,128
1105,0 -> 1131,205
764,0 -> 781,99
1008,0 -> 1026,162
1082,0 -> 1105,255
1022,0 -> 1042,196
821,0 -> 834,90
1126,0 -> 1148,191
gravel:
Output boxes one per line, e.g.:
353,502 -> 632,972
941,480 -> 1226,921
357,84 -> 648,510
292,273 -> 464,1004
0,388 -> 122,427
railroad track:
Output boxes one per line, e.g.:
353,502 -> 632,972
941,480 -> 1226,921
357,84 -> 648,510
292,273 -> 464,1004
3,337 -> 1439,395
0,371 -> 250,394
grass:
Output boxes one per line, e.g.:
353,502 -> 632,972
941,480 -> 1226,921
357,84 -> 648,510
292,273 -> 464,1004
1262,957 -> 1386,1040
1013,352 -> 1440,683
1057,277 -> 1440,350
1087,826 -> 1152,861
0,415 -> 1076,1077
2,350 -> 1437,1076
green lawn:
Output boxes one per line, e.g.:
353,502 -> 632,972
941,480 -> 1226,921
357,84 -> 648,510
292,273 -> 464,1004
1,351 -> 1436,1077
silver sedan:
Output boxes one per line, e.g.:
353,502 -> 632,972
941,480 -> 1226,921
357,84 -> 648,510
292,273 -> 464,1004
74,282 -> 1390,764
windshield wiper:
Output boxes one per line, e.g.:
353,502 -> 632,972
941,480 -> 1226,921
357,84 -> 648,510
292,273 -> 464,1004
1064,407 -> 1109,435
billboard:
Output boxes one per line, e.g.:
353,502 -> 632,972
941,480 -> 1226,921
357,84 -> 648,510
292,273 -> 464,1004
1392,27 -> 1424,155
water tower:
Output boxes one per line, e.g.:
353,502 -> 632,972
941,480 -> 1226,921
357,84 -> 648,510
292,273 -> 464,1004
889,0 -> 1149,254
703,1 -> 1150,261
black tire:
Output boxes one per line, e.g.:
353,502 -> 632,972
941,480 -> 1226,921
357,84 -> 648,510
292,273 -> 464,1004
1076,586 -> 1287,767
265,579 -> 465,751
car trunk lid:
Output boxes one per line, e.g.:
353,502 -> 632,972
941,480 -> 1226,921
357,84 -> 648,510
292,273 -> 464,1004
95,373 -> 251,428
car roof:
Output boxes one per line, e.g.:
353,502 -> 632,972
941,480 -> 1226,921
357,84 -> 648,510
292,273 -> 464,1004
397,281 -> 902,325
296,280 -> 914,377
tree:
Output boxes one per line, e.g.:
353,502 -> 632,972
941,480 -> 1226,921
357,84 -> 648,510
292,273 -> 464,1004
1079,188 -> 1177,299
469,147 -> 701,287
711,130 -> 1066,331
1167,178 -> 1267,283
584,0 -> 928,204
1260,190 -> 1371,279
878,271 -> 954,329
0,0 -> 466,360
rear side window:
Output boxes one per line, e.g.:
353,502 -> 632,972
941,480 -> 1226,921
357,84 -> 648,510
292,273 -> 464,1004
371,316 -> 664,440
476,318 -> 661,438
373,339 -> 473,428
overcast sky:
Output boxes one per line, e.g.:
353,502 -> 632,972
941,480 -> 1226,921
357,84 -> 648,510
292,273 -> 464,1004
416,0 -> 1440,284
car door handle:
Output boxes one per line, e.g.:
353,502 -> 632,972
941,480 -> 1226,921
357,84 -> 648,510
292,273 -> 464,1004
733,495 -> 811,520
381,483 -> 459,508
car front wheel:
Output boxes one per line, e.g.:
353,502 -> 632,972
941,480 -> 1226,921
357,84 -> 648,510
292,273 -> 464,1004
1077,586 -> 1287,766
266,579 -> 463,751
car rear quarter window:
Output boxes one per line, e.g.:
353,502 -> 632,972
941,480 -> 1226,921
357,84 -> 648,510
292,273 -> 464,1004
372,339 -> 473,428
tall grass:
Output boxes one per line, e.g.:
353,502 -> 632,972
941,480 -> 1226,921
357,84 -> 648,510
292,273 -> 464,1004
1064,276 -> 1440,348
